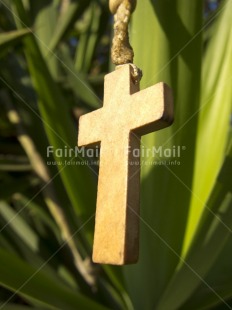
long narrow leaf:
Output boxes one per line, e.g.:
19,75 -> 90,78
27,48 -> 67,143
156,143 -> 232,310
49,0 -> 91,52
0,249 -> 107,310
11,1 -> 97,235
183,0 -> 232,253
0,28 -> 30,57
124,1 -> 203,308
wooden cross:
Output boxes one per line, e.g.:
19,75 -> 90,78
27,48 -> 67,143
78,64 -> 173,265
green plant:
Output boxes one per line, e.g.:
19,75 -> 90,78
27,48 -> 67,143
0,0 -> 231,309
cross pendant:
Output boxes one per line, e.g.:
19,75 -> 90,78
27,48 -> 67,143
78,64 -> 174,265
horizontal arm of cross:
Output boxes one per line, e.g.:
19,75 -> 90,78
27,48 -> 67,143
129,82 -> 174,136
78,108 -> 103,147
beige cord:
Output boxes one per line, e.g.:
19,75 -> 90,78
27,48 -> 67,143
109,0 -> 136,65
109,0 -> 142,83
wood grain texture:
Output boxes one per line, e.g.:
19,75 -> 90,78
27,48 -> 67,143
78,64 -> 174,265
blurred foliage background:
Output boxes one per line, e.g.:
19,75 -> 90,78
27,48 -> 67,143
0,0 -> 232,309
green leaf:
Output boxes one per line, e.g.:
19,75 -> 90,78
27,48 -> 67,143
75,2 -> 101,73
156,143 -> 232,310
12,0 -> 97,234
0,201 -> 66,286
48,0 -> 91,52
180,145 -> 232,309
0,249 -> 107,310
16,194 -> 61,241
181,239 -> 232,310
60,44 -> 101,109
183,0 -> 232,254
124,1 -> 203,308
0,304 -> 42,310
29,0 -> 59,76
0,201 -> 39,251
0,28 -> 30,57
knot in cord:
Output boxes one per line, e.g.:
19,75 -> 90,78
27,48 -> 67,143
109,0 -> 142,83
109,0 -> 136,65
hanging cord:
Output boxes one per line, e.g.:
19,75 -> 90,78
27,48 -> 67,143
109,0 -> 142,84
